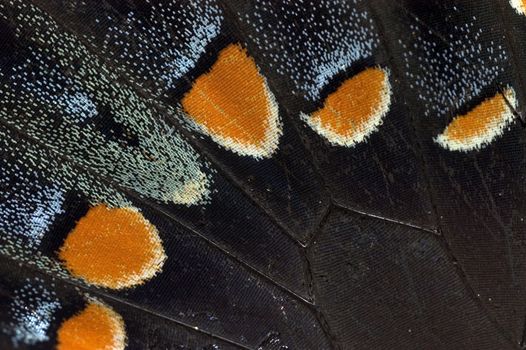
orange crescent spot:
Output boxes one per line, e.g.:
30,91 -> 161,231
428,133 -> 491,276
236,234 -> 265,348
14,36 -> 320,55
58,205 -> 166,289
435,88 -> 516,152
302,67 -> 391,147
182,43 -> 281,159
57,301 -> 126,350
510,0 -> 526,15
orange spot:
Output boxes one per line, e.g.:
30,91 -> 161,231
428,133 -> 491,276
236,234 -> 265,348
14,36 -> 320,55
510,0 -> 526,15
436,88 -> 516,151
57,301 -> 126,350
182,43 -> 280,158
59,205 -> 166,289
303,67 -> 391,147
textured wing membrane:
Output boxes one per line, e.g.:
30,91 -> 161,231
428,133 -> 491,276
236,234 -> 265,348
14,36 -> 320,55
1,0 -> 526,349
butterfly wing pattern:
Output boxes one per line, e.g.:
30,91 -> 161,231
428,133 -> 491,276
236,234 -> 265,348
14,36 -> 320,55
0,0 -> 525,349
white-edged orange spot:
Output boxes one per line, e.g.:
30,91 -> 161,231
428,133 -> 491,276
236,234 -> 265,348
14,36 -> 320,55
58,204 -> 166,289
181,43 -> 281,159
510,0 -> 526,15
57,301 -> 126,350
435,88 -> 516,152
301,67 -> 391,147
